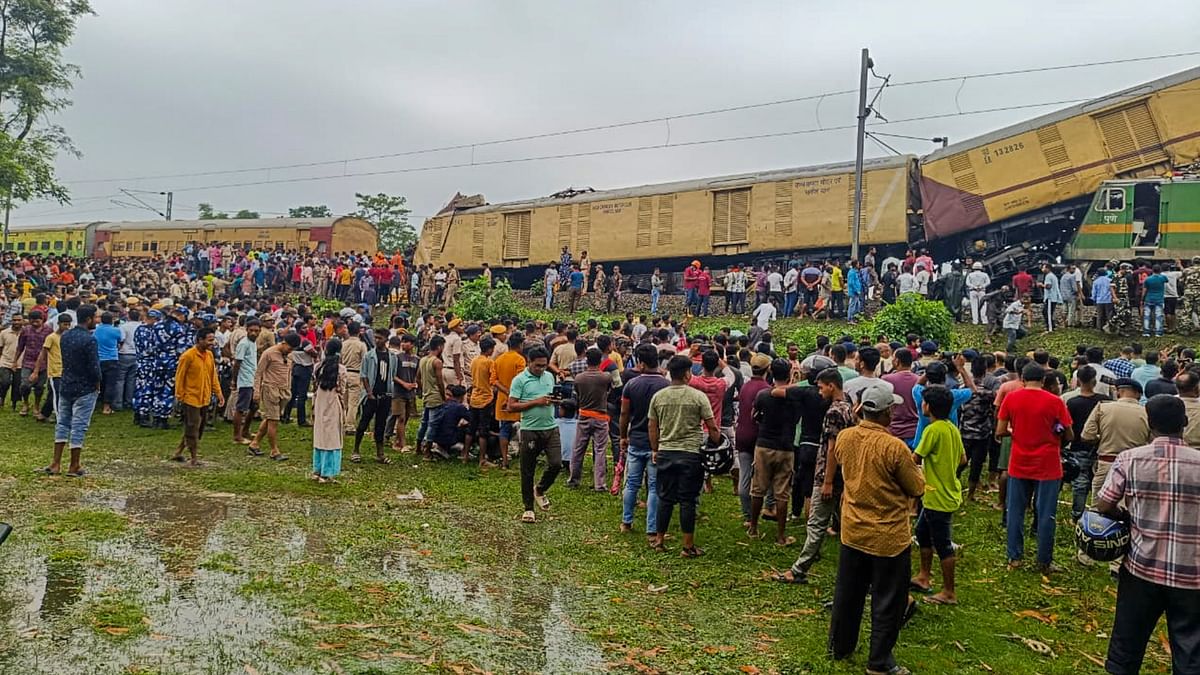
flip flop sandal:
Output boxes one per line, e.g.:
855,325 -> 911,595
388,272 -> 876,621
679,546 -> 705,559
924,595 -> 958,606
908,581 -> 933,594
169,455 -> 186,463
776,536 -> 798,547
65,469 -> 86,478
246,446 -> 264,457
770,572 -> 806,585
521,511 -> 537,523
901,599 -> 919,627
34,467 -> 59,476
349,455 -> 362,463
270,454 -> 289,462
375,456 -> 393,465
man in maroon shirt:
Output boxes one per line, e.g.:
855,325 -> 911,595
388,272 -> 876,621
17,309 -> 52,417
734,353 -> 772,524
882,348 -> 919,446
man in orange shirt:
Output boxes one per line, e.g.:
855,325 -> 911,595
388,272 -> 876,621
490,332 -> 526,469
173,327 -> 224,466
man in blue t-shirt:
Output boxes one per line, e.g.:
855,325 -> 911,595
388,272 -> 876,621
910,359 -> 976,449
567,264 -> 585,313
94,311 -> 124,415
1141,264 -> 1167,337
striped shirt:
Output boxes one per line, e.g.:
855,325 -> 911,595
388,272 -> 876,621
1099,436 -> 1200,589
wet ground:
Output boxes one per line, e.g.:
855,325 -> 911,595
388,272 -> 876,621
0,487 -> 607,675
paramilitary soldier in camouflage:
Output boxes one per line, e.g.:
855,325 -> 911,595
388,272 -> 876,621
1179,256 -> 1200,333
1105,262 -> 1136,336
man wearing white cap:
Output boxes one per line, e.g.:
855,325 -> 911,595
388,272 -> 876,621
966,262 -> 990,325
828,382 -> 925,675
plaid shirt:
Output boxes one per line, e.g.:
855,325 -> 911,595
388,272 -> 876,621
1099,436 -> 1200,589
568,357 -> 589,378
1102,357 -> 1135,379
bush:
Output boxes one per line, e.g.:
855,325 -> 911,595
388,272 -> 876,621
870,293 -> 953,346
529,278 -> 545,295
452,278 -> 525,321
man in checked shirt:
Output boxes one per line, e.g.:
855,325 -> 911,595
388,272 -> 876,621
1096,394 -> 1200,675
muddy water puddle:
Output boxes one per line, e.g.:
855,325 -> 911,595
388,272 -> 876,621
0,489 -> 310,674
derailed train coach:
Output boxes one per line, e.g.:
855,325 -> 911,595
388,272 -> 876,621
416,64 -> 1200,287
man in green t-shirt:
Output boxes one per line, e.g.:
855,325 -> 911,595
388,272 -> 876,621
649,355 -> 721,558
508,346 -> 561,523
911,385 -> 966,606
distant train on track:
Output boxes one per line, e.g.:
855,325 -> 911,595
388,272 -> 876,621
2,216 -> 378,258
415,65 -> 1200,285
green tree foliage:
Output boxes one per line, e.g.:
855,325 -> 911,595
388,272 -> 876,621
353,192 -> 413,253
197,203 -> 258,219
452,277 -> 523,321
0,0 -> 93,208
288,205 -> 332,218
870,293 -> 954,347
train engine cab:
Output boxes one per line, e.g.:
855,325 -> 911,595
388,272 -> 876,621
1065,176 -> 1200,263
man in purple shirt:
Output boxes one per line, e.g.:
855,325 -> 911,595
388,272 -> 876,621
882,348 -> 919,446
17,309 -> 52,417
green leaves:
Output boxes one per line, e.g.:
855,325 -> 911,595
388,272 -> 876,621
353,192 -> 413,254
868,293 -> 954,346
288,205 -> 333,219
452,278 -> 524,321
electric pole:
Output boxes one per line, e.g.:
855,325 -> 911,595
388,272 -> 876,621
851,48 -> 872,262
163,191 -> 173,220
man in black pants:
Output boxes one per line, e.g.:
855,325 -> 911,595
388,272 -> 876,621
827,384 -> 925,675
1096,395 -> 1200,675
353,330 -> 398,464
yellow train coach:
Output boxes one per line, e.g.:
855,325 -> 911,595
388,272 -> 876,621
416,156 -> 918,282
93,217 -> 377,258
919,64 -> 1200,269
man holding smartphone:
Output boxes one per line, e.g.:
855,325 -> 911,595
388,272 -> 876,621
508,347 -> 562,524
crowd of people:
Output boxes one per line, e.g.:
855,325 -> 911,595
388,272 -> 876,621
1,245 -> 1197,675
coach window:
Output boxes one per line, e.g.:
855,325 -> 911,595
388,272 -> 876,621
40,241 -> 49,250
15,242 -> 23,251
142,242 -> 150,252
1100,187 -> 1126,212
53,241 -> 63,250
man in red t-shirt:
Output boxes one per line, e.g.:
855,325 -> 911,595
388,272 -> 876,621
996,363 -> 1073,574
1011,269 -> 1035,300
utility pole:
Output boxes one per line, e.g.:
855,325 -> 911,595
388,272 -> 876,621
851,47 -> 872,262
163,191 -> 173,220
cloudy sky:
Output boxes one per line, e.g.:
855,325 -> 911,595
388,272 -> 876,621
15,0 -> 1200,228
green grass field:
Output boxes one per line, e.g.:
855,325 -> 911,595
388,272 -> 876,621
0,314 -> 1182,674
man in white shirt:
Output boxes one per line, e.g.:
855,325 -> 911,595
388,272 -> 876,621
914,264 -> 931,297
897,269 -> 916,295
766,266 -> 784,307
1163,261 -> 1182,333
965,262 -> 991,325
782,264 -> 800,317
752,297 -> 778,331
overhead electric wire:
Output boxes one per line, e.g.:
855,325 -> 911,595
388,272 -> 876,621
156,98 -> 1089,194
58,50 -> 1200,187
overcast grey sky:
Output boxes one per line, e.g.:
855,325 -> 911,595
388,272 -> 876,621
15,0 -> 1200,228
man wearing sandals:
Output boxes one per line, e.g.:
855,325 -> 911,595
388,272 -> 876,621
508,346 -> 562,523
172,326 -> 224,467
648,355 -> 721,558
249,332 -> 298,462
828,383 -> 926,675
42,305 -> 101,478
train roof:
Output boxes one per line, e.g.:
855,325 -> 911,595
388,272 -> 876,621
440,155 -> 915,216
94,217 -> 357,232
5,221 -> 99,232
923,64 -> 1200,162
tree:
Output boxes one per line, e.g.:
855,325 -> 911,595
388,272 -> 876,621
0,0 -> 94,217
197,203 -> 228,219
352,192 -> 413,253
234,209 -> 259,219
288,205 -> 332,218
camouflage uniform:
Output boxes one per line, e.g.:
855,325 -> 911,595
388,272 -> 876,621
1104,269 -> 1135,336
1178,257 -> 1200,333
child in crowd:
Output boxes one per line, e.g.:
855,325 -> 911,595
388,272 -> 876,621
910,385 -> 966,605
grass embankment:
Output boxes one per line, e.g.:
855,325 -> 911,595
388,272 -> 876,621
0,313 -> 1183,673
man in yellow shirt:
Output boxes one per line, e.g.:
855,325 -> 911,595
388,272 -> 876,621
34,313 -> 70,422
830,262 -> 846,319
173,327 -> 224,466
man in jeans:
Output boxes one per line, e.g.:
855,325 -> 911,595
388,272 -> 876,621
619,343 -> 669,543
41,305 -> 101,478
1096,395 -> 1200,675
648,355 -> 721,558
996,364 -> 1073,574
508,346 -> 562,524
94,312 -> 123,415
